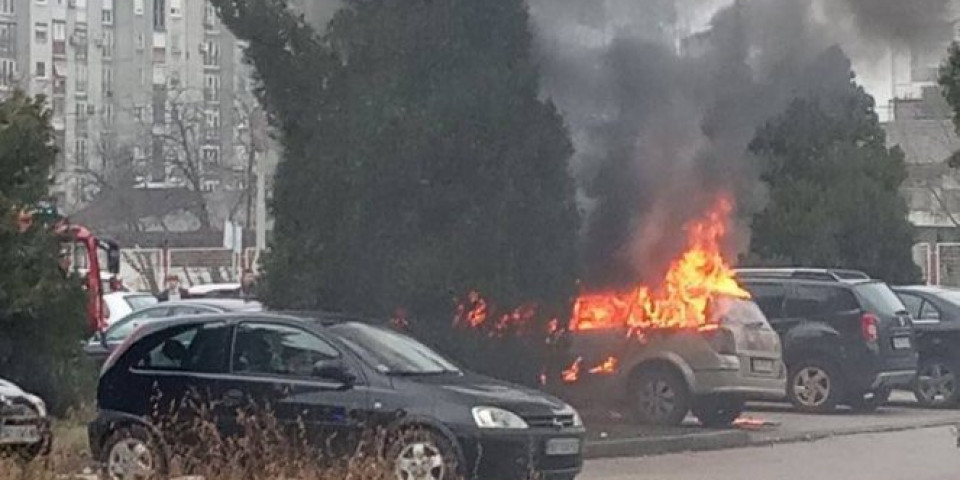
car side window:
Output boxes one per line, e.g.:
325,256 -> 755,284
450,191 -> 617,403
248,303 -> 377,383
897,294 -> 922,319
232,323 -> 340,378
918,301 -> 942,322
106,307 -> 171,342
171,306 -> 215,315
785,286 -> 857,317
745,283 -> 786,319
134,322 -> 232,373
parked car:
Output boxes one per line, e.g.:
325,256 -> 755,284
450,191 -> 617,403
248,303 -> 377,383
89,313 -> 585,480
83,299 -> 263,363
737,268 -> 918,413
892,285 -> 960,408
186,283 -> 244,299
560,294 -> 786,427
103,291 -> 158,326
0,377 -> 51,460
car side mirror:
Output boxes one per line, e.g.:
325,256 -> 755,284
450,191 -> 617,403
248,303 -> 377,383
312,359 -> 356,386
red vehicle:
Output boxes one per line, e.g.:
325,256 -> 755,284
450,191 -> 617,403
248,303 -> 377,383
19,205 -> 121,332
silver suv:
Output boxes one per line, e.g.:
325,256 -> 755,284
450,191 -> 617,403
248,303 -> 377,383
558,295 -> 786,426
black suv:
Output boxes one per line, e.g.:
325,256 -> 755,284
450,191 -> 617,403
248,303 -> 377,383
737,269 -> 917,413
89,313 -> 584,480
892,285 -> 960,408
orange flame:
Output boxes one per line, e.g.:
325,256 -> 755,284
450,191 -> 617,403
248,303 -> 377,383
570,196 -> 749,334
562,357 -> 582,383
588,356 -> 618,375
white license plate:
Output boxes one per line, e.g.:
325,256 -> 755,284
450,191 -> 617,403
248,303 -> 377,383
0,425 -> 40,444
545,438 -> 580,456
893,337 -> 911,350
752,358 -> 775,374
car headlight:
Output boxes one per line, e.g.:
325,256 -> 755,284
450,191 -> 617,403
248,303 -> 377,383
557,405 -> 583,427
25,394 -> 47,418
471,406 -> 528,429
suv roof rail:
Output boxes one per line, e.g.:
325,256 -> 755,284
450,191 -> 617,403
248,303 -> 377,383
735,268 -> 871,282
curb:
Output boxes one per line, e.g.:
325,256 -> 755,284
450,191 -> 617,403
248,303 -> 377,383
583,417 -> 960,460
584,430 -> 751,459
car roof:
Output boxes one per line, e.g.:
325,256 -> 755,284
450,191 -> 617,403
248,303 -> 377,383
735,268 -> 872,283
187,283 -> 241,294
892,285 -> 960,296
155,298 -> 263,311
739,276 -> 878,287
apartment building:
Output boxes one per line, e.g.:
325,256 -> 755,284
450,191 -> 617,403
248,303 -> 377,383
0,0 -> 256,212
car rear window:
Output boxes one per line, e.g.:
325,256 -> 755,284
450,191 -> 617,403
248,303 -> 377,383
854,282 -> 906,315
711,296 -> 768,325
784,285 -> 859,317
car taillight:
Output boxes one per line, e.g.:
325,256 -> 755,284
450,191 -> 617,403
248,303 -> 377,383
861,313 -> 879,343
706,327 -> 737,355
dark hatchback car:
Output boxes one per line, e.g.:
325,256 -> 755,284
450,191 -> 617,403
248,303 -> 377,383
893,285 -> 960,408
737,269 -> 917,413
83,299 -> 263,363
89,314 -> 585,480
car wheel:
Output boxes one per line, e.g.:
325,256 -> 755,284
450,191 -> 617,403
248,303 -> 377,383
787,359 -> 843,413
848,388 -> 891,412
631,366 -> 690,426
100,425 -> 167,480
387,428 -> 460,480
692,397 -> 745,428
914,357 -> 960,408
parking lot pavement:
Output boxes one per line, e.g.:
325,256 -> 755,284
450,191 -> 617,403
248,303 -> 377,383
583,391 -> 960,458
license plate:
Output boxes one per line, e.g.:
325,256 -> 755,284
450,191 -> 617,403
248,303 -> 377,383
545,438 -> 580,456
751,358 -> 775,374
893,336 -> 911,350
0,425 -> 40,444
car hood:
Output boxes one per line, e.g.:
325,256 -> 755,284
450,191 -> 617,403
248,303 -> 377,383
0,378 -> 27,398
396,371 -> 569,416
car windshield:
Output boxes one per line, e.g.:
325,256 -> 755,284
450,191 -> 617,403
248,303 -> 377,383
328,323 -> 460,375
125,294 -> 158,311
855,282 -> 906,315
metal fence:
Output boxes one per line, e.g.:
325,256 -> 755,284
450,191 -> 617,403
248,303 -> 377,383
115,247 -> 261,293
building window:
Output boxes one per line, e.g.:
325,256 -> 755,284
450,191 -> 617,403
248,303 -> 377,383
202,40 -> 219,67
102,103 -> 114,123
101,29 -> 113,58
134,0 -> 144,15
101,8 -> 112,24
75,138 -> 88,169
102,65 -> 113,97
0,22 -> 15,55
34,61 -> 45,78
52,97 -> 64,118
203,2 -> 217,29
52,20 -> 65,55
75,64 -> 87,93
0,59 -> 15,86
201,145 -> 220,165
153,0 -> 165,31
133,105 -> 145,122
34,23 -> 48,43
204,73 -> 220,101
170,0 -> 181,17
35,0 -> 46,4
136,33 -> 144,50
0,0 -> 13,15
204,109 -> 219,138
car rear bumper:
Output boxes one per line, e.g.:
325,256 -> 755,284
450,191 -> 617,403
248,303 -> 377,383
871,370 -> 916,390
691,366 -> 787,400
454,427 -> 585,480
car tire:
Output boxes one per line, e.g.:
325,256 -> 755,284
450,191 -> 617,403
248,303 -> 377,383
914,356 -> 960,408
631,366 -> 690,426
386,427 -> 460,480
848,388 -> 891,413
692,397 -> 745,428
787,359 -> 843,414
100,425 -> 167,480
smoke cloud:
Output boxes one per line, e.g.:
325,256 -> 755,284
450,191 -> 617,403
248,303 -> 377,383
831,0 -> 953,46
528,0 -> 878,289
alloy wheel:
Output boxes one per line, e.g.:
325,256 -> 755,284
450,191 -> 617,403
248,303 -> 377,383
793,366 -> 831,407
395,441 -> 445,480
917,361 -> 957,406
638,378 -> 677,422
106,438 -> 156,480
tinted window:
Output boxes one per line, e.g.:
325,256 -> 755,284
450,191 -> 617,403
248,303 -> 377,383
134,322 -> 232,372
329,323 -> 460,375
712,297 -> 768,325
125,294 -> 158,311
918,301 -> 942,322
785,285 -> 858,317
171,305 -> 217,315
232,323 -> 340,377
744,283 -> 785,319
854,282 -> 906,315
106,307 -> 171,342
898,293 -> 922,318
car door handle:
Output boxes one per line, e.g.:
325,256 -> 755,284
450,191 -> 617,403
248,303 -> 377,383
222,389 -> 245,407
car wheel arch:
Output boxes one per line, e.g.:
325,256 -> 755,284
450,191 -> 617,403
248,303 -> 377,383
626,356 -> 695,394
97,414 -> 169,460
384,414 -> 467,471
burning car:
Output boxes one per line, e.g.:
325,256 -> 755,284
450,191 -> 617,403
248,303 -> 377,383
551,198 -> 785,426
0,377 -> 51,460
559,295 -> 784,426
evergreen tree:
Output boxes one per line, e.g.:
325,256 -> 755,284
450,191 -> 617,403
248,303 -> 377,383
0,91 -> 90,414
749,59 -> 919,283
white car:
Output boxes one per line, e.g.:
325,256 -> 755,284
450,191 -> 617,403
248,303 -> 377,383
186,282 -> 243,298
103,291 -> 159,326
0,378 -> 50,459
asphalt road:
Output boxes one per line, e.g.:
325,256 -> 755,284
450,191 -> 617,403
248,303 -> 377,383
582,426 -> 960,480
